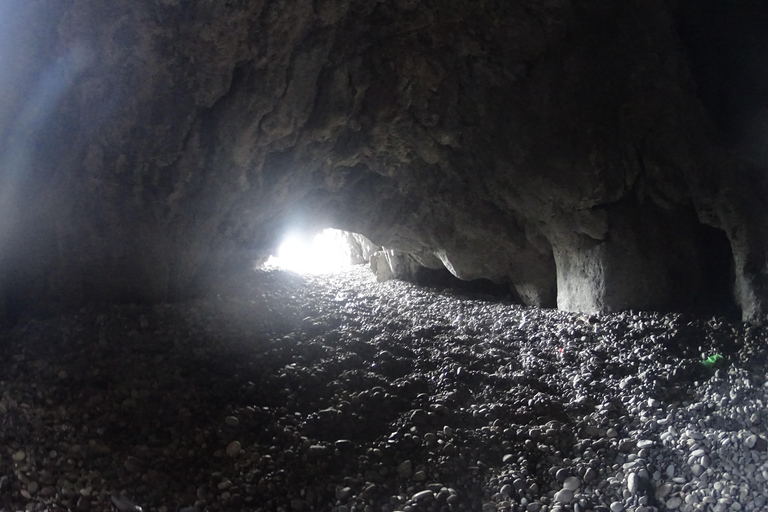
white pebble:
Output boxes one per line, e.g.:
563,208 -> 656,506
554,489 -> 574,504
563,476 -> 580,491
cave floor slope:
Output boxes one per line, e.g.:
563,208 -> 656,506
0,266 -> 767,512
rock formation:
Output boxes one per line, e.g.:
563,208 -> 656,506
0,0 -> 766,323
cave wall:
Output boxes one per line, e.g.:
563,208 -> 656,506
0,0 -> 766,323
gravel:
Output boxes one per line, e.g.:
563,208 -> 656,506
1,265 -> 767,511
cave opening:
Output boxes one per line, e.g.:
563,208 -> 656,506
263,228 -> 356,275
257,225 -> 517,302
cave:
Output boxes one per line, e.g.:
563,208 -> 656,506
1,0 -> 767,324
1,1 -> 768,512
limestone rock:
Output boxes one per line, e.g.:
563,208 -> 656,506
0,0 -> 765,322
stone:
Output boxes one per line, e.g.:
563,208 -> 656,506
225,441 -> 241,458
656,483 -> 673,499
752,436 -> 768,452
409,409 -> 429,426
666,496 -> 683,509
336,488 -> 352,500
554,489 -> 574,504
111,495 -> 142,512
124,457 -> 141,473
563,476 -> 581,491
412,490 -> 434,501
397,460 -> 413,478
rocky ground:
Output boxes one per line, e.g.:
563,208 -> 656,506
0,266 -> 767,512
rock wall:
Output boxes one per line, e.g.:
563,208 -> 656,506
0,0 -> 766,323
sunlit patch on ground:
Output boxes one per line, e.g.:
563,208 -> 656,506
264,228 -> 354,274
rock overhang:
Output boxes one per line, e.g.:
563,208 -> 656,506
0,0 -> 765,324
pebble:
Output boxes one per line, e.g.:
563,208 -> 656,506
111,495 -> 142,512
563,476 -> 580,491
412,490 -> 434,501
336,487 -> 352,500
666,496 -> 683,509
225,441 -> 241,458
0,265 -> 766,512
656,483 -> 673,499
410,409 -> 428,425
627,473 -> 640,494
554,489 -> 573,504
124,456 -> 141,473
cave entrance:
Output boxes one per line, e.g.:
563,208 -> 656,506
264,228 -> 358,274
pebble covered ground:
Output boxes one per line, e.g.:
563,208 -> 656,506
1,266 -> 767,512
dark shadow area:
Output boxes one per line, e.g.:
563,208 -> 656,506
411,266 -> 519,301
690,223 -> 739,321
675,0 -> 768,146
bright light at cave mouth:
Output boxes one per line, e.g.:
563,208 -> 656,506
265,228 -> 353,274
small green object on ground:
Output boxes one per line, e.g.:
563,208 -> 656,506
702,354 -> 724,367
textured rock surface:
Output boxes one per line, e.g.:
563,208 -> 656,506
0,0 -> 766,321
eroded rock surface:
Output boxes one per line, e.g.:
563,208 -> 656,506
0,0 -> 766,321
